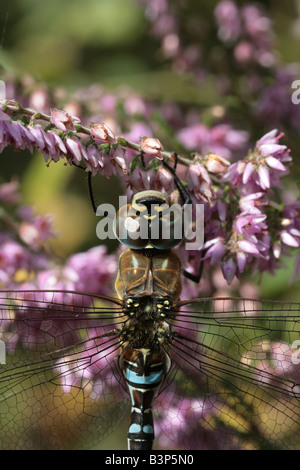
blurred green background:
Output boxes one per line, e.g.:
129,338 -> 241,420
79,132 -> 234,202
0,0 -> 300,450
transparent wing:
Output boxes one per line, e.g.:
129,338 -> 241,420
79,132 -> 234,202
0,290 -> 129,450
2,292 -> 300,450
154,297 -> 300,450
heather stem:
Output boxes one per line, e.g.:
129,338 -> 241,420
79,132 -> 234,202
1,100 -> 194,168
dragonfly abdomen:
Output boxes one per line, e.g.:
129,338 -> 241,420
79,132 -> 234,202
122,347 -> 165,450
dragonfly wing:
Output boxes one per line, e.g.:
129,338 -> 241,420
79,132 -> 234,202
0,290 -> 129,450
154,297 -> 300,450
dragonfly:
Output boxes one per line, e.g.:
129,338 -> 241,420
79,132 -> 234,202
0,188 -> 300,450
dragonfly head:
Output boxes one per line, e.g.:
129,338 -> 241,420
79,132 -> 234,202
113,190 -> 185,250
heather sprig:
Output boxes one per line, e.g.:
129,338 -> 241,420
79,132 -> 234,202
1,97 -> 299,285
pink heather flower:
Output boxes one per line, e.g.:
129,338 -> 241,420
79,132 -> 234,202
178,124 -> 248,160
205,154 -> 230,174
19,223 -> 42,248
210,124 -> 248,153
256,130 -> 289,162
140,136 -> 164,160
51,109 -> 80,132
228,130 -> 290,193
162,33 -> 180,57
214,0 -> 241,43
34,268 -> 78,294
239,192 -> 266,214
187,162 -> 215,204
234,41 -> 254,65
0,240 -> 32,277
5,120 -> 24,148
221,257 -> 236,285
0,180 -> 20,204
272,241 -> 281,259
17,246 -> 117,304
236,251 -> 247,272
0,107 -> 11,121
51,131 -> 67,154
65,137 -> 85,164
177,124 -> 210,150
256,129 -> 279,146
110,150 -> 128,176
258,165 -> 270,189
154,166 -> 175,192
242,162 -> 255,184
91,123 -> 117,145
126,167 -> 156,196
124,122 -> 153,144
19,215 -> 56,249
66,245 -> 116,295
259,144 -> 287,158
221,160 -> 245,187
205,238 -> 226,264
29,87 -> 50,114
265,155 -> 286,171
28,125 -> 46,152
99,93 -> 117,113
42,130 -> 57,159
21,125 -> 37,153
124,95 -> 149,116
280,231 -> 299,248
217,199 -> 227,221
237,239 -> 259,255
234,212 -> 267,237
85,145 -> 104,173
152,13 -> 177,40
241,5 -> 272,43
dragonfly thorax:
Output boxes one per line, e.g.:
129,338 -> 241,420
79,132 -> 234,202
121,296 -> 172,349
115,248 -> 182,300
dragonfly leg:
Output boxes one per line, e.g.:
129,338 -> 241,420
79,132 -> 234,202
183,260 -> 204,283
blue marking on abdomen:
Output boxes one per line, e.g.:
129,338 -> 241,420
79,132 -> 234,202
143,425 -> 153,434
125,369 -> 162,385
129,423 -> 142,433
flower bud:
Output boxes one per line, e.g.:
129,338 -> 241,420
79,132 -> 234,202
141,137 -> 164,160
91,123 -> 117,145
155,167 -> 174,192
187,162 -> 215,203
205,154 -> 230,174
51,109 -> 80,132
221,258 -> 236,285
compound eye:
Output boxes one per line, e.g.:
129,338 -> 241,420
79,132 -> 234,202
152,202 -> 169,215
151,204 -> 184,249
113,204 -> 148,249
